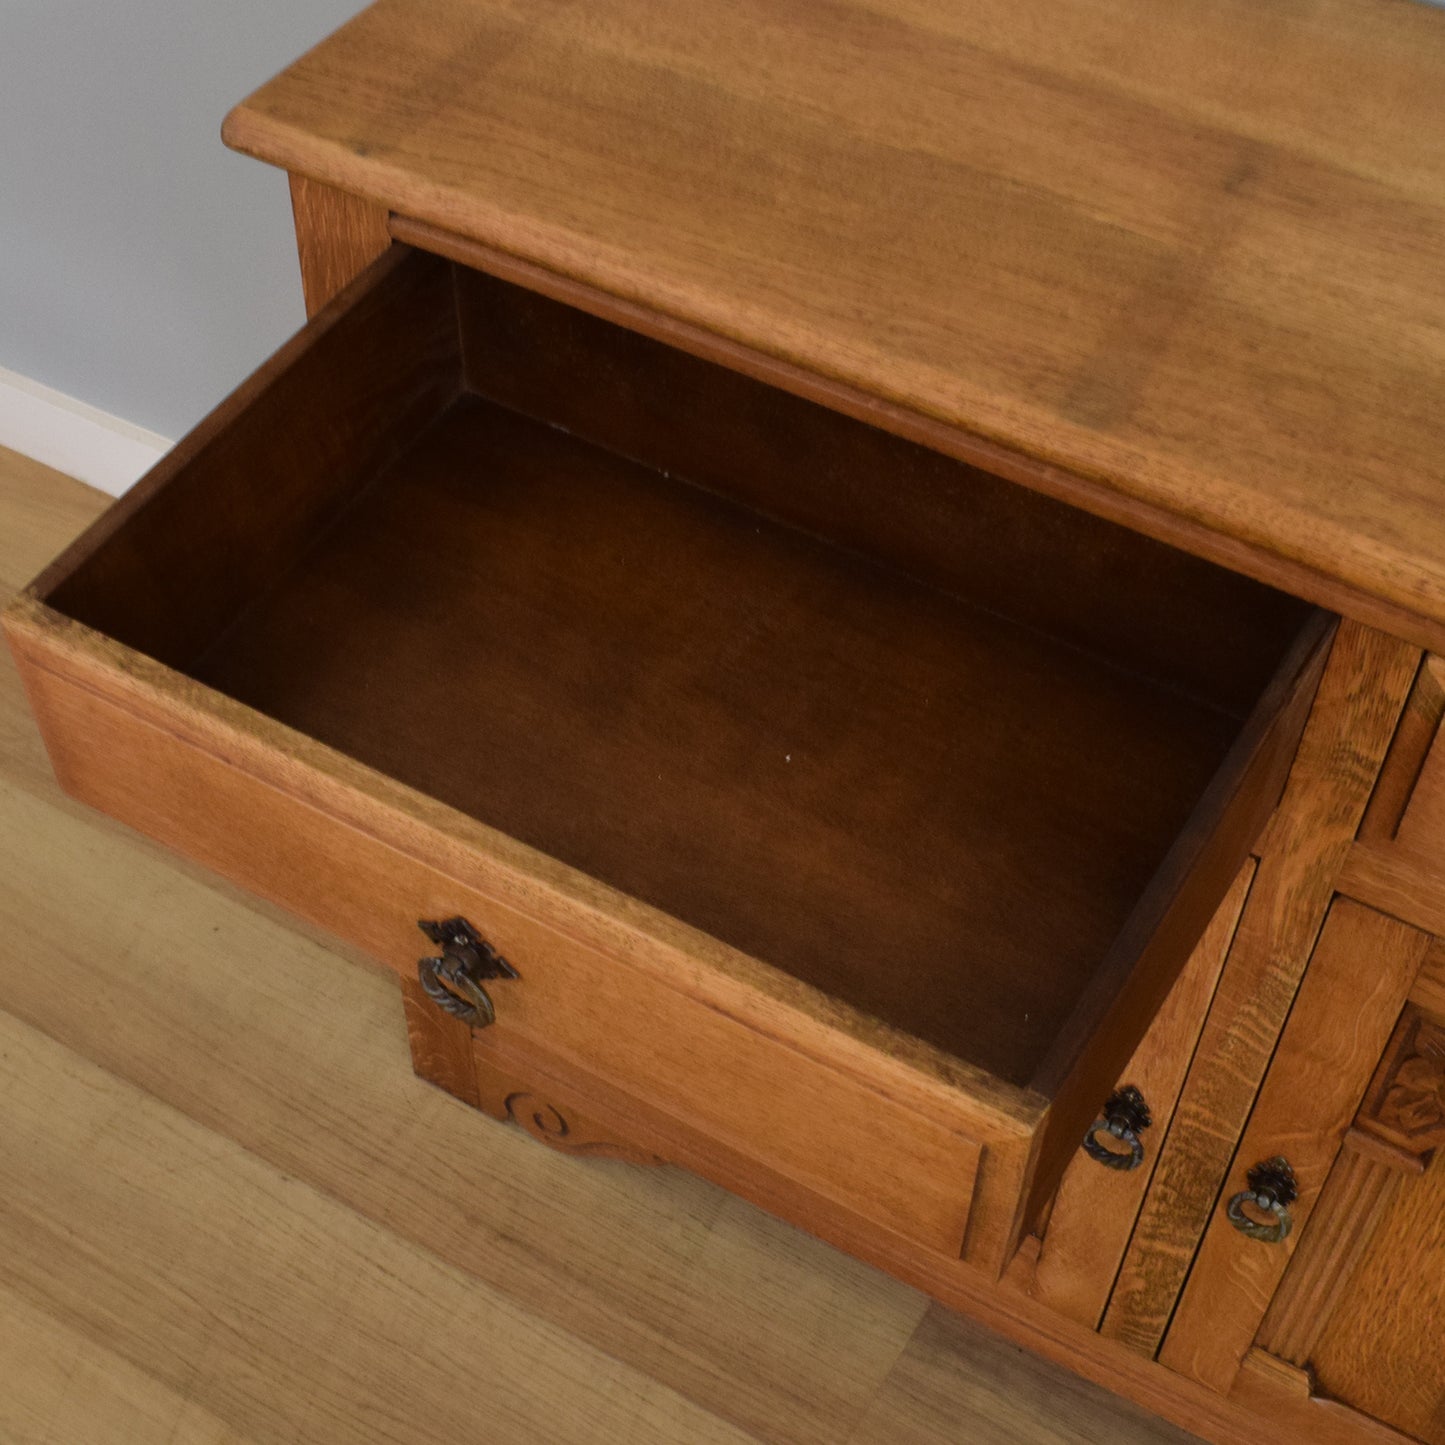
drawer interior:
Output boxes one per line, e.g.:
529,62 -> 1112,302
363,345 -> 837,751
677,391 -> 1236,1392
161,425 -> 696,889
40,247 -> 1323,1092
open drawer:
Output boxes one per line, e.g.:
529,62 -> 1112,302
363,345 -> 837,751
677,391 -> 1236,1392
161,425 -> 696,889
3,245 -> 1331,1275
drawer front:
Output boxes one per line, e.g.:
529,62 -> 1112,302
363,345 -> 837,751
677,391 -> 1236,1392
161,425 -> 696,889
469,1026 -> 975,1259
13,642 -> 989,1260
1383,655 -> 1445,861
467,908 -> 983,1257
1342,655 -> 1445,929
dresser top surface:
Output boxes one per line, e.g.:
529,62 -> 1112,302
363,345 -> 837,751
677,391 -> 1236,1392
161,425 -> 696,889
224,0 -> 1445,641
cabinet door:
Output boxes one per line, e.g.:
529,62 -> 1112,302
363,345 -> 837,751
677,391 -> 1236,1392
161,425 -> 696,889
1252,966 -> 1445,1445
1158,900 -> 1433,1396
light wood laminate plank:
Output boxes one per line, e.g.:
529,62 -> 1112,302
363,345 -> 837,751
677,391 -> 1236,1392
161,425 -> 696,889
844,1303 -> 1197,1445
0,1281 -> 252,1445
0,1012 -> 761,1445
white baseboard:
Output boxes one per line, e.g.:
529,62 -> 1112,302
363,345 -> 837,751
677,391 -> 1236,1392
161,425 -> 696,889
0,366 -> 173,497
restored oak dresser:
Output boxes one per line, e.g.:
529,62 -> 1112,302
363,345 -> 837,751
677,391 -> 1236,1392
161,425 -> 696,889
8,2 -> 1445,1441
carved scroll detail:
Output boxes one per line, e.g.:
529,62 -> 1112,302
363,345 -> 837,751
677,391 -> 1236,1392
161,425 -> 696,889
503,1091 -> 665,1166
1358,1007 -> 1445,1158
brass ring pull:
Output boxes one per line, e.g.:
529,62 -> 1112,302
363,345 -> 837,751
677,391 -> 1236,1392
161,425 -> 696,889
1225,1157 -> 1297,1244
417,917 -> 518,1029
417,954 -> 498,1026
1082,1085 -> 1152,1171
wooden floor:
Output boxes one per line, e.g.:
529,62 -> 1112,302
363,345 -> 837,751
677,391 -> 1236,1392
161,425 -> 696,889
0,443 -> 1199,1445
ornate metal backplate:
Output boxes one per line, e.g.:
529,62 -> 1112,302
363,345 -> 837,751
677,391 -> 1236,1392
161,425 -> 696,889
416,916 -> 518,1027
1226,1156 -> 1298,1243
1082,1084 -> 1153,1171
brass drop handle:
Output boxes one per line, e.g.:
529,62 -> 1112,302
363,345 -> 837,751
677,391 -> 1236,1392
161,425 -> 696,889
1225,1157 -> 1297,1244
417,916 -> 518,1028
1082,1085 -> 1152,1171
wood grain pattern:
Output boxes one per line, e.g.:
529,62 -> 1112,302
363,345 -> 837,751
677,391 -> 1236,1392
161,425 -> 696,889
1339,841 -> 1445,940
1358,655 -> 1445,842
472,1024 -> 989,1252
0,1280 -> 249,1445
0,447 -> 1200,1445
289,174 -> 391,315
1306,1124 -> 1445,1443
1031,859 -> 1253,1328
466,1025 -> 1255,1444
1242,1349 -> 1313,1401
1345,654 -> 1445,923
1334,1125 -> 1428,1179
1101,621 -> 1419,1356
1159,900 -> 1431,1395
5,455 -> 1380,1445
401,970 -> 480,1106
0,448 -> 110,600
844,1304 -> 1198,1445
24,249 -> 1316,1104
1,1016 -> 775,1445
31,247 -> 1313,1107
3,581 -> 1028,1152
498,1093 -> 664,1164
224,0 -> 1445,647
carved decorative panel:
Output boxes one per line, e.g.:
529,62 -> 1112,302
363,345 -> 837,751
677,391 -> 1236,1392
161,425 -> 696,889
1358,1007 -> 1445,1159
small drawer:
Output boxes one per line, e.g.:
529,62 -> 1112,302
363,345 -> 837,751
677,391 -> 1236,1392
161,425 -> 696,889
1344,656 -> 1445,926
1359,654 -> 1445,853
4,244 -> 1330,1274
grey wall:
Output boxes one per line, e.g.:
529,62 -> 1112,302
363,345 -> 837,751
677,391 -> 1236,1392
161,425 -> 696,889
0,1 -> 366,440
